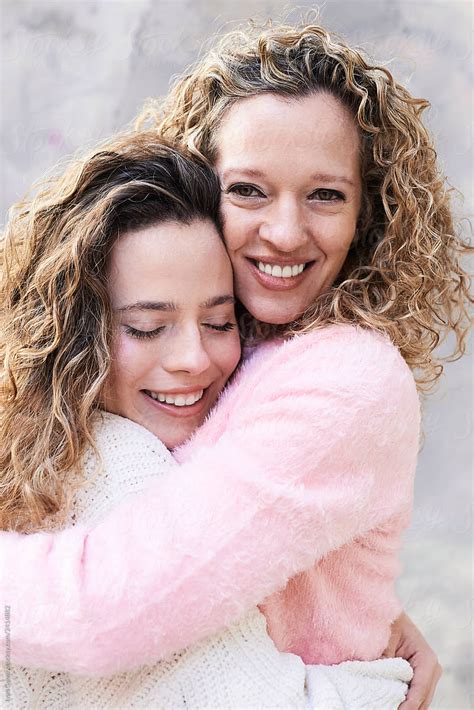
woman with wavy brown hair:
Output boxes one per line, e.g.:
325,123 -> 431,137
5,137 -> 336,708
1,18 -> 470,708
1,137 -> 241,536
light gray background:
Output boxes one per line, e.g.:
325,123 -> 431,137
1,1 -> 472,707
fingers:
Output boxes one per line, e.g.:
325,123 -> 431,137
381,638 -> 398,659
382,613 -> 405,658
398,655 -> 442,709
425,661 -> 442,706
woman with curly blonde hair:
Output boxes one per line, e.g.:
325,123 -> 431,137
2,18 -> 470,708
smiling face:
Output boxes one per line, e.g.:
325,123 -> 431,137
102,219 -> 241,449
215,92 -> 362,324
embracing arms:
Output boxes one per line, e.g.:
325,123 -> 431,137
1,325 -> 420,675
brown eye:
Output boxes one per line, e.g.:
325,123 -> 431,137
310,189 -> 345,202
226,184 -> 263,198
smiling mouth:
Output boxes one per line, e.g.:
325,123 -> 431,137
143,389 -> 204,407
249,259 -> 315,279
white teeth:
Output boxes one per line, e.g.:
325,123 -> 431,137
257,261 -> 306,278
147,390 -> 204,406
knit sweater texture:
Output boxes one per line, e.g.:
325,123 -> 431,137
1,324 -> 420,676
10,413 -> 309,708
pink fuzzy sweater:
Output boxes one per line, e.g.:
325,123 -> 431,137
1,324 -> 420,676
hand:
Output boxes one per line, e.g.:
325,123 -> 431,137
382,612 -> 442,709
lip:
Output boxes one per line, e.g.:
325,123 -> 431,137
148,386 -> 210,395
141,386 -> 212,419
246,258 -> 316,291
248,256 -> 313,267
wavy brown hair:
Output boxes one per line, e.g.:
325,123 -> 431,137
0,133 -> 223,532
138,19 -> 472,388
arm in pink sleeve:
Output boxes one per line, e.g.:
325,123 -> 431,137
1,325 -> 420,675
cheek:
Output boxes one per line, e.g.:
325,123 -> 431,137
222,205 -> 254,253
316,218 -> 356,260
214,334 -> 241,380
109,336 -> 148,387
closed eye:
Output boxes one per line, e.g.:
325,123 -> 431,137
204,322 -> 236,332
225,183 -> 265,199
124,325 -> 165,340
309,188 -> 345,202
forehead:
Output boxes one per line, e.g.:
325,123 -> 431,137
107,219 -> 233,304
215,92 -> 360,177
111,219 -> 222,264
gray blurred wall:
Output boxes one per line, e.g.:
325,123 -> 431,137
1,1 -> 472,707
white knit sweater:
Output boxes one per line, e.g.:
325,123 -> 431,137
11,412 -> 412,709
11,412 -> 309,709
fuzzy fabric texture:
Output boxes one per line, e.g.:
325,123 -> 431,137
1,324 -> 420,677
10,414 -> 310,708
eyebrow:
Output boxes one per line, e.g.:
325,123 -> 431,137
221,168 -> 355,188
220,168 -> 266,182
116,295 -> 235,313
310,172 -> 356,187
117,301 -> 177,313
201,295 -> 236,309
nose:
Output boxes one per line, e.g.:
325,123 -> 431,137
161,326 -> 212,376
259,196 -> 310,252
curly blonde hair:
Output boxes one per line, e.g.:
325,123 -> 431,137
138,19 -> 472,388
0,133 -> 223,531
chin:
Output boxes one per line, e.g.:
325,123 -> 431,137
249,307 -> 303,326
260,314 -> 294,326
